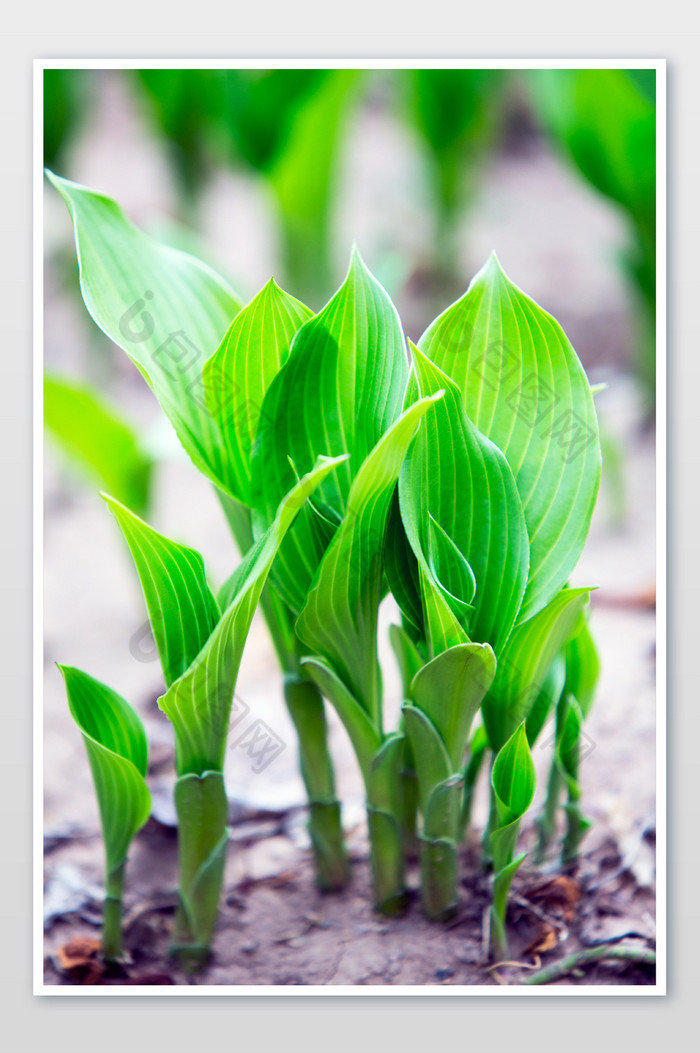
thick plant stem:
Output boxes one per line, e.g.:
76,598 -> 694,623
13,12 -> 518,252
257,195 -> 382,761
367,736 -> 408,915
561,789 -> 591,865
284,674 -> 349,890
170,771 -> 228,973
420,839 -> 458,920
102,863 -> 125,961
535,759 -> 563,864
399,738 -> 420,860
367,808 -> 407,916
419,775 -> 464,920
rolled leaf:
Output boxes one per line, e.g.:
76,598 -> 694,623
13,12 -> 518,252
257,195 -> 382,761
59,665 -> 151,958
482,586 -> 593,752
409,643 -> 496,768
202,279 -> 312,506
251,248 -> 409,613
103,495 -> 220,689
297,395 -> 441,723
400,342 -> 529,656
490,724 -> 536,959
417,255 -> 601,622
159,455 -> 346,775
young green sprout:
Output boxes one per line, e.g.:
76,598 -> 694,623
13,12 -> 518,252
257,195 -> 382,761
102,460 -> 341,969
489,724 -> 536,962
392,257 -> 601,930
48,172 -> 350,895
59,667 -> 151,961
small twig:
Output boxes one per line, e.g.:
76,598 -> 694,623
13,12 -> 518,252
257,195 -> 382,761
511,892 -> 568,933
522,944 -> 656,985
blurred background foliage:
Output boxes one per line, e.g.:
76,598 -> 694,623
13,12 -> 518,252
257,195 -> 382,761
43,66 -> 657,512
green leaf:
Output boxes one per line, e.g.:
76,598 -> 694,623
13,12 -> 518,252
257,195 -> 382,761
202,279 -> 313,506
300,657 -> 381,788
400,342 -> 530,655
409,643 -> 496,768
367,734 -> 405,819
59,666 -> 151,875
159,455 -> 345,776
297,395 -> 441,721
46,172 -> 243,490
482,586 -> 592,752
402,705 -> 452,815
44,373 -> 153,513
556,695 -> 585,788
417,255 -> 601,622
492,723 -> 536,826
388,623 -> 425,699
102,495 -> 220,689
251,250 -> 410,613
564,618 -> 600,718
525,651 -> 567,747
423,776 -> 464,843
384,493 -> 424,641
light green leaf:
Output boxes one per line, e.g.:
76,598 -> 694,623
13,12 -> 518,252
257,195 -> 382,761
402,705 -> 452,815
102,494 -> 220,689
59,666 -> 151,875
423,776 -> 464,843
367,734 -> 405,819
400,342 -> 530,655
202,279 -> 312,506
47,172 -> 243,490
388,623 -> 425,700
297,395 -> 441,721
556,695 -> 585,789
492,723 -> 536,826
417,255 -> 601,622
482,586 -> 592,752
250,249 -> 410,614
44,374 -> 153,513
525,651 -> 567,747
409,643 -> 496,768
159,455 -> 345,776
300,656 -> 381,788
384,493 -> 424,641
564,618 -> 600,718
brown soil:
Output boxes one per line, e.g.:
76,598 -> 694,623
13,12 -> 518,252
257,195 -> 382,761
43,827 -> 656,988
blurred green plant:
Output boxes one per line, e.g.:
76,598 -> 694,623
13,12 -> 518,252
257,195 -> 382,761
405,69 -> 507,273
135,68 -> 362,304
44,373 -> 153,514
526,68 -> 656,401
44,69 -> 94,170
